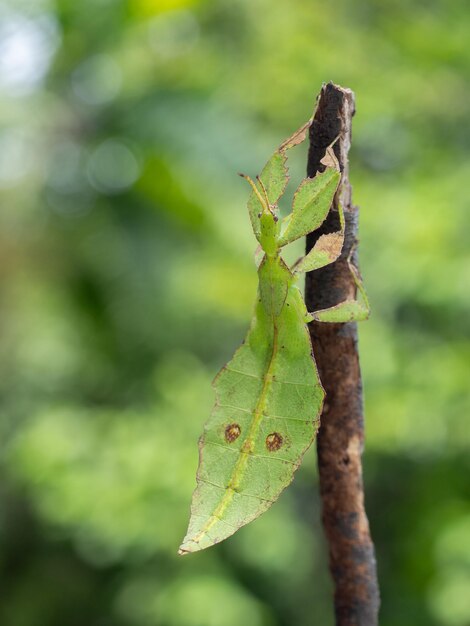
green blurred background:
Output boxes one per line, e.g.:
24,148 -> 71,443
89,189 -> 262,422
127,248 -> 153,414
1,0 -> 469,624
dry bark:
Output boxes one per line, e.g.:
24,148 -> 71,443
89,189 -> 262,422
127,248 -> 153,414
305,82 -> 380,625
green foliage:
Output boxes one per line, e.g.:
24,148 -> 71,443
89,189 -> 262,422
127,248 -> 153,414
1,0 -> 469,624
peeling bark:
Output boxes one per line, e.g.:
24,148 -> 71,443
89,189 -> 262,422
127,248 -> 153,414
305,82 -> 380,626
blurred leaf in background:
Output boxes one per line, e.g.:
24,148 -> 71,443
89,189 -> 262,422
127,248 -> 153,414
0,0 -> 469,625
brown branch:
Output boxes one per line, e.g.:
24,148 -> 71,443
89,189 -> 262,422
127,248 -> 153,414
305,83 -> 380,625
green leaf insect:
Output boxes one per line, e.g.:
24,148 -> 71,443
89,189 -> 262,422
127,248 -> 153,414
179,120 -> 369,555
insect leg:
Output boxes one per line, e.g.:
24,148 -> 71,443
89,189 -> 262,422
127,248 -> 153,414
305,251 -> 370,323
292,203 -> 345,274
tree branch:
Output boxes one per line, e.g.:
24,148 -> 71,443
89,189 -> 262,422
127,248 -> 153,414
305,82 -> 380,625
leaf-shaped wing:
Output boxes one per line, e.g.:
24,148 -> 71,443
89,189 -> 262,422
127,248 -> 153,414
278,166 -> 340,247
179,283 -> 324,554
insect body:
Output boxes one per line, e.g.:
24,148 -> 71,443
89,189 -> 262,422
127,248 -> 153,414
179,120 -> 369,554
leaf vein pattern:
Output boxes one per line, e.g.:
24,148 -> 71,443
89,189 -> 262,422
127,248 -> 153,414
191,323 -> 281,545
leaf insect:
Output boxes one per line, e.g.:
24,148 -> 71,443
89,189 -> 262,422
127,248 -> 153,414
179,120 -> 369,555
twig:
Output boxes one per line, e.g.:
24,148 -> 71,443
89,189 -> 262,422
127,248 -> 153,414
305,82 -> 380,625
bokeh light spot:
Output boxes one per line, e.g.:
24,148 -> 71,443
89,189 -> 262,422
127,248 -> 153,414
0,9 -> 60,96
87,139 -> 141,195
72,54 -> 122,106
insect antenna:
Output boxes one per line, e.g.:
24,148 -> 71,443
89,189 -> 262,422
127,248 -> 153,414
256,175 -> 276,217
238,173 -> 269,213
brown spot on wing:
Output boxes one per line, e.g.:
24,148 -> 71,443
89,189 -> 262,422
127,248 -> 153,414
224,423 -> 241,443
266,432 -> 283,451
